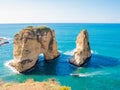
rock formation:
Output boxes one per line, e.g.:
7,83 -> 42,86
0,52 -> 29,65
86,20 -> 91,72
0,37 -> 9,46
70,30 -> 91,66
10,26 -> 60,73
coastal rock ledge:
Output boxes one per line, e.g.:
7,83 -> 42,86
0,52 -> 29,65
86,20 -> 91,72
10,26 -> 60,73
70,30 -> 91,66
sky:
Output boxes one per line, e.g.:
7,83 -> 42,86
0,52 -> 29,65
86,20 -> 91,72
0,0 -> 120,23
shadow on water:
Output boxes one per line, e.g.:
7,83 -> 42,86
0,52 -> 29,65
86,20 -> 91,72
24,53 -> 77,75
24,54 -> 120,75
83,54 -> 120,68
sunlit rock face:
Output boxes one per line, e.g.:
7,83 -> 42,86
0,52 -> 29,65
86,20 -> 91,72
11,26 -> 60,73
70,30 -> 91,66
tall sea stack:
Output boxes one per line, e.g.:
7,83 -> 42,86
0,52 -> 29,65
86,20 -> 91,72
10,26 -> 60,73
70,30 -> 91,66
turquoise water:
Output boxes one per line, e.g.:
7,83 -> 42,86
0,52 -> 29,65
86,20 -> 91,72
0,23 -> 120,90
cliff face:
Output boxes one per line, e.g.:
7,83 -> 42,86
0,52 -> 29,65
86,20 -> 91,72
70,30 -> 91,66
11,26 -> 59,73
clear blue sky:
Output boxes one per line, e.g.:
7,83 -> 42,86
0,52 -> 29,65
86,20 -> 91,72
0,0 -> 120,23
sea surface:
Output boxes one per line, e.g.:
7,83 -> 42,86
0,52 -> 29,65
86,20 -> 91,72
0,23 -> 120,90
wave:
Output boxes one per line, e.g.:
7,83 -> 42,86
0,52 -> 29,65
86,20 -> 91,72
64,49 -> 98,56
70,71 -> 108,77
4,60 -> 20,74
58,50 -> 62,53
78,71 -> 102,77
0,36 -> 13,44
91,50 -> 98,54
0,36 -> 12,41
64,49 -> 76,55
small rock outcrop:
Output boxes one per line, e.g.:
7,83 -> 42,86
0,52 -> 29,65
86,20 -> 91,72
10,26 -> 60,73
70,30 -> 91,66
0,37 -> 9,46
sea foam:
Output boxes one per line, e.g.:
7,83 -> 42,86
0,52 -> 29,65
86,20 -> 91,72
64,49 -> 98,56
4,60 -> 20,74
78,71 -> 101,77
70,71 -> 108,77
0,36 -> 12,41
64,49 -> 76,55
0,36 -> 13,44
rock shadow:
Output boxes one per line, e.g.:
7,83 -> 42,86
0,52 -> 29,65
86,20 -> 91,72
23,54 -> 120,75
23,53 -> 77,75
83,54 -> 120,68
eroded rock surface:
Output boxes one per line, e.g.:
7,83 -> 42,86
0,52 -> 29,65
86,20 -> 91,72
70,30 -> 91,66
11,26 -> 59,72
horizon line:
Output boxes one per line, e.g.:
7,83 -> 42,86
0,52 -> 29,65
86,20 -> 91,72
0,22 -> 120,24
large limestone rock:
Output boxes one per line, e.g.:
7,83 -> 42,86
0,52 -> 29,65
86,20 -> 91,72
70,30 -> 91,66
10,26 -> 60,73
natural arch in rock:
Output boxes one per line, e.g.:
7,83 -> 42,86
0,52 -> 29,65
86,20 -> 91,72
10,26 -> 60,73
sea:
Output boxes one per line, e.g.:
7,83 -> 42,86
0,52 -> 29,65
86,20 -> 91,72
0,23 -> 120,90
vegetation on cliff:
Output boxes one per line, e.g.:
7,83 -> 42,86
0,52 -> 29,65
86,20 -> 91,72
0,79 -> 71,90
24,25 -> 51,32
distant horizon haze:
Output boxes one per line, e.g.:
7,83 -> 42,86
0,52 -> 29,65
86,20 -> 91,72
0,0 -> 120,23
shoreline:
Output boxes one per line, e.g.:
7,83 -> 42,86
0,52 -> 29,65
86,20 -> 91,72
4,60 -> 20,74
0,79 -> 71,90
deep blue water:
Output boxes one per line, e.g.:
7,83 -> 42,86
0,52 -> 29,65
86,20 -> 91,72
0,23 -> 120,90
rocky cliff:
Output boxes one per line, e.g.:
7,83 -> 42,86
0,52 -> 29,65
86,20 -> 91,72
70,30 -> 91,66
10,26 -> 60,73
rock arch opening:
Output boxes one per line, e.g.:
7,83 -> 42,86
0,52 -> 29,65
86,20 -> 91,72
39,53 -> 44,61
